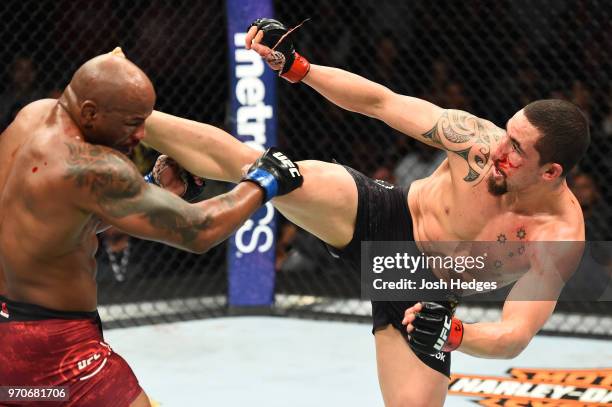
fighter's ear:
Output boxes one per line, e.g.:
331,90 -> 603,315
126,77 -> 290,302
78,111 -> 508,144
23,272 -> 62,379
80,100 -> 97,128
543,162 -> 563,181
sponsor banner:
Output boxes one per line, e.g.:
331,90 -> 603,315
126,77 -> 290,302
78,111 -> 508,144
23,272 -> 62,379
360,241 -> 612,302
449,368 -> 612,406
226,0 -> 276,306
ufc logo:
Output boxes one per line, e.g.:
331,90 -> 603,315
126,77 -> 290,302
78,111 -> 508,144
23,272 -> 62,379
77,353 -> 101,370
272,152 -> 301,178
434,316 -> 452,351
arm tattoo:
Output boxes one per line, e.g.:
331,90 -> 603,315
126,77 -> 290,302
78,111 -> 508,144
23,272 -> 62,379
142,205 -> 213,244
63,142 -> 213,247
63,142 -> 142,201
422,110 -> 504,182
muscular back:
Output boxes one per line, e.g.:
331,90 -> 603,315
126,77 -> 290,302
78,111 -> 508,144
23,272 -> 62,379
0,100 -> 101,311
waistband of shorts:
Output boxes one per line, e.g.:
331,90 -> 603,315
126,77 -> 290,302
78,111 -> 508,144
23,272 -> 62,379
0,295 -> 99,322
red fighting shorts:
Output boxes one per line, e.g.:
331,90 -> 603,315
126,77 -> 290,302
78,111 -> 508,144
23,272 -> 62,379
0,296 -> 142,406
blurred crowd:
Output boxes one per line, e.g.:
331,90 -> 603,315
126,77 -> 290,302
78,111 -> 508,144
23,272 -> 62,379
1,0 -> 611,283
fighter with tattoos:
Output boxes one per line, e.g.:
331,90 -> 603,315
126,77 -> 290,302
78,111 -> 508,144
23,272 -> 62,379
0,52 -> 302,406
242,19 -> 589,406
135,20 -> 591,405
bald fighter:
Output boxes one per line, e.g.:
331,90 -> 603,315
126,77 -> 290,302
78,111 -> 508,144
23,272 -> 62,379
141,20 -> 589,406
0,52 -> 302,406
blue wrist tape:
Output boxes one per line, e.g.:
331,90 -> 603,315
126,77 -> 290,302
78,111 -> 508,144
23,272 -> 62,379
245,168 -> 278,201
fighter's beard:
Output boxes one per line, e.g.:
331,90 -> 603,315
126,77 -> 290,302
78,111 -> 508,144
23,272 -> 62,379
487,174 -> 508,196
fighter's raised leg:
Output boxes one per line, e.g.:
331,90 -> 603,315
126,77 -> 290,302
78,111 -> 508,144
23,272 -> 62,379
272,160 -> 357,248
144,111 -> 358,249
145,111 -> 259,183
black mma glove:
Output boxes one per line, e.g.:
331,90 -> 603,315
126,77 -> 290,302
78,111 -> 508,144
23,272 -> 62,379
408,302 -> 464,355
241,147 -> 303,202
249,18 -> 310,83
144,155 -> 207,203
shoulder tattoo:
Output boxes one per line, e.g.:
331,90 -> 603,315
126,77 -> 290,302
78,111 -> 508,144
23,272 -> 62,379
63,142 -> 143,211
422,110 -> 505,182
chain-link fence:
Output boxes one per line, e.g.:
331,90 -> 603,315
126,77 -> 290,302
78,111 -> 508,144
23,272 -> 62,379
1,0 -> 611,336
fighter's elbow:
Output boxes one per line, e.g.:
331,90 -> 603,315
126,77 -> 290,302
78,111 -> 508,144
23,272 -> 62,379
501,342 -> 527,359
190,245 -> 209,255
499,329 -> 532,359
190,229 -> 227,254
369,87 -> 394,119
190,238 -> 213,255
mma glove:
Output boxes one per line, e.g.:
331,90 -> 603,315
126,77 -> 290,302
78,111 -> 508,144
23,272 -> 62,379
144,155 -> 207,203
408,301 -> 464,355
241,147 -> 303,202
249,18 -> 310,83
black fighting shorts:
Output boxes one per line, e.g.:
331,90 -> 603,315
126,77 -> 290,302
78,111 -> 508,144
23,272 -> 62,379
328,166 -> 451,377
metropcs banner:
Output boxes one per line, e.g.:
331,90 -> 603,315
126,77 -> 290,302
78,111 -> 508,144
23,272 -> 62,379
449,368 -> 612,406
226,0 -> 277,306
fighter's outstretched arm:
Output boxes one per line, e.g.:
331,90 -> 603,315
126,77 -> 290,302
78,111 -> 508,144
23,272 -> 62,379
304,65 -> 453,147
246,20 -> 505,183
303,67 -> 508,177
245,23 -> 445,146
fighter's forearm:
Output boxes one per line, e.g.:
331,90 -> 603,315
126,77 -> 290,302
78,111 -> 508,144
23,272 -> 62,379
302,64 -> 391,119
458,321 -> 530,359
302,65 -> 445,146
144,111 -> 259,183
189,182 -> 264,252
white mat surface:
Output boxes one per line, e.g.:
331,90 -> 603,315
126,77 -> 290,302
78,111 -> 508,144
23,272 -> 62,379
105,317 -> 612,407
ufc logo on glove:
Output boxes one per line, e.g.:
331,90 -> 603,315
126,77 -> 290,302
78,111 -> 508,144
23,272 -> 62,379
272,151 -> 301,178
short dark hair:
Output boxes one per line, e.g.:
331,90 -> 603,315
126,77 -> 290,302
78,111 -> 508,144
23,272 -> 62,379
524,99 -> 590,176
